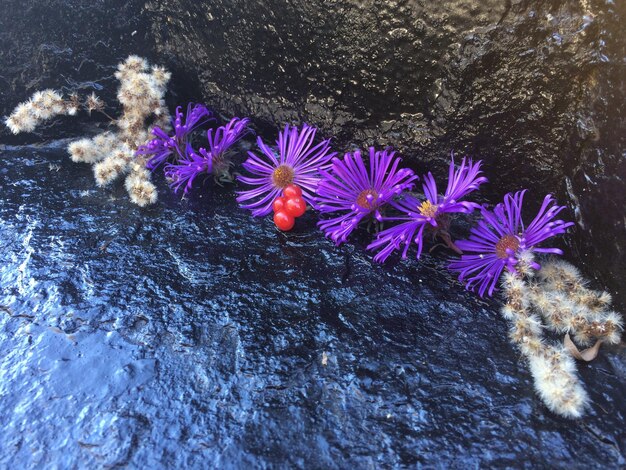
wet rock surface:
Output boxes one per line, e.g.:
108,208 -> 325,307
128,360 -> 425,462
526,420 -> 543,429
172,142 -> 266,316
0,144 -> 624,467
0,0 -> 625,467
0,0 -> 624,308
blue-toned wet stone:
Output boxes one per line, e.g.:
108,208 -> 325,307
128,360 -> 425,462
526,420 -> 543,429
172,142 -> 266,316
1,0 -> 624,308
0,144 -> 623,467
0,0 -> 625,466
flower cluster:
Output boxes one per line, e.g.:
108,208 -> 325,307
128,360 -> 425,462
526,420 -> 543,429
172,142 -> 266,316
449,190 -> 574,297
315,148 -> 417,245
5,55 -> 171,207
5,58 -> 622,420
83,56 -> 171,206
237,123 -> 335,216
368,156 -> 486,262
138,107 -> 249,195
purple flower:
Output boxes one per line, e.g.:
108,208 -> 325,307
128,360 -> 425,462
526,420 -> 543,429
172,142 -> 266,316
163,117 -> 249,195
164,143 -> 212,195
368,156 -> 487,262
208,117 -> 250,178
237,123 -> 336,216
366,194 -> 430,262
315,148 -> 417,245
136,103 -> 212,170
449,190 -> 574,297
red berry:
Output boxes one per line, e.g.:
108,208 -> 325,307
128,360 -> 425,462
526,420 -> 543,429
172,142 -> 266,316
283,184 -> 302,199
272,196 -> 287,213
284,197 -> 306,217
274,210 -> 295,231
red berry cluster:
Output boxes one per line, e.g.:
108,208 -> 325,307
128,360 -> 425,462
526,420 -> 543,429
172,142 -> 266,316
272,184 -> 307,231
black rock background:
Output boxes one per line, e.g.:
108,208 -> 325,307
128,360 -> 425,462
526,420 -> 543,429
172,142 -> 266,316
0,0 -> 625,467
1,0 -> 624,308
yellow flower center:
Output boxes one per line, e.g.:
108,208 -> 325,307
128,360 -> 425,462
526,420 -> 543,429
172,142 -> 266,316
495,234 -> 520,259
356,189 -> 379,210
418,200 -> 438,218
272,164 -> 295,188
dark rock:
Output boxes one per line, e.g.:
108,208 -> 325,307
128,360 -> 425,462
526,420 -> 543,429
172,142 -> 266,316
0,0 -> 623,308
0,144 -> 624,467
0,0 -> 625,466
147,0 -> 626,310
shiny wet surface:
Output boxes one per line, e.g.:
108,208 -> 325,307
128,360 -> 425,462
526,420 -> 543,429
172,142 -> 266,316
0,142 -> 624,467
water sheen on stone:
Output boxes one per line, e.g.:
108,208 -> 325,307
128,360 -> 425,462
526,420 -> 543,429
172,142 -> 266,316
1,0 -> 623,309
0,0 -> 625,466
0,144 -> 624,467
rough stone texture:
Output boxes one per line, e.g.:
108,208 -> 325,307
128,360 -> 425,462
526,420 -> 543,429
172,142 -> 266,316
0,0 -> 624,308
0,144 -> 624,467
147,0 -> 626,309
0,0 -> 625,466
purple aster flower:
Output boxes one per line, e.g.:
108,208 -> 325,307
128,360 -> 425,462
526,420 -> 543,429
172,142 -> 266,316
237,123 -> 336,216
448,190 -> 574,297
163,143 -> 212,195
163,117 -> 250,195
136,103 -> 212,170
208,117 -> 250,180
315,147 -> 417,245
367,156 -> 487,262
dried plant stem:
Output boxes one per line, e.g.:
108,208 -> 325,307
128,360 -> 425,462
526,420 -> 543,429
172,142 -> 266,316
531,260 -> 622,346
97,109 -> 117,122
501,272 -> 588,418
5,55 -> 172,207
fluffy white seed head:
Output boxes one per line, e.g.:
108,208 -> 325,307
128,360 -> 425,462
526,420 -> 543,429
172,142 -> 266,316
93,149 -> 131,187
529,290 -> 553,314
503,272 -> 527,296
602,312 -> 624,345
501,303 -> 517,321
5,115 -> 24,134
516,250 -> 537,277
123,55 -> 148,72
151,66 -> 171,90
598,292 -> 612,306
510,314 -> 543,346
85,92 -> 105,114
5,102 -> 35,133
115,55 -> 149,81
94,158 -> 120,187
91,132 -> 118,160
111,143 -> 134,163
528,348 -> 588,419
125,174 -> 157,207
128,163 -> 151,180
30,89 -> 64,119
519,337 -> 544,357
118,73 -> 154,105
68,138 -> 98,163
539,259 -> 582,284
